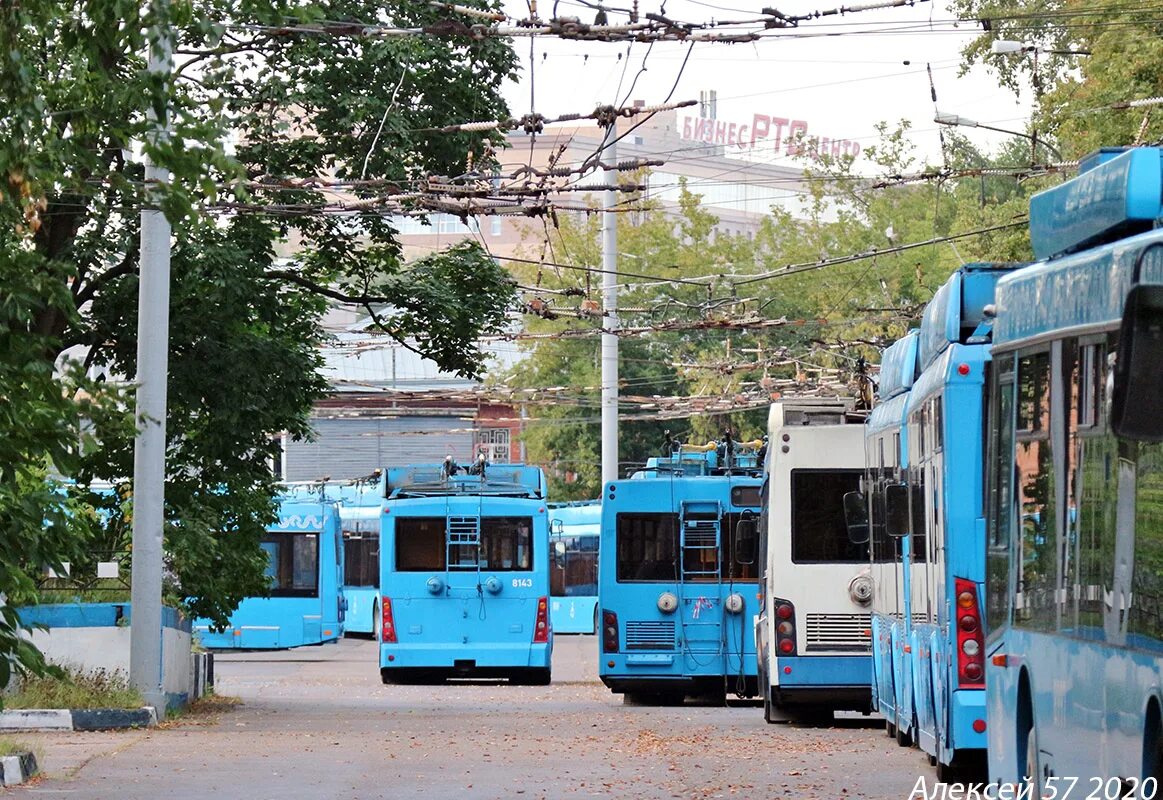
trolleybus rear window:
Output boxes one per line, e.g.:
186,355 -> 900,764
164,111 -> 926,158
790,469 -> 867,563
262,532 -> 320,597
394,516 -> 535,571
616,513 -> 760,581
616,513 -> 679,581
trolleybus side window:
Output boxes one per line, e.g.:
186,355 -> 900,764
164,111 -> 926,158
396,517 -> 446,571
616,513 -> 679,581
987,356 -> 1016,638
262,532 -> 320,597
1014,349 -> 1057,632
790,469 -> 869,563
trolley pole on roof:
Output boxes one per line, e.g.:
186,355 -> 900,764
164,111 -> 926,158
600,129 -> 619,485
130,0 -> 172,713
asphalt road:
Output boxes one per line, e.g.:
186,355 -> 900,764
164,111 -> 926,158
12,636 -> 934,799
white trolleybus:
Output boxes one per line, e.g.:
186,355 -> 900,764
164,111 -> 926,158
755,399 -> 874,723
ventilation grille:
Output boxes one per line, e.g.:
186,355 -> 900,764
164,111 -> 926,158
683,519 -> 719,548
625,620 -> 676,651
805,613 -> 872,652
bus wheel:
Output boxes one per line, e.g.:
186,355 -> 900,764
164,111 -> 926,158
896,720 -> 913,747
372,601 -> 381,641
592,606 -> 599,635
886,720 -> 897,739
1022,725 -> 1042,798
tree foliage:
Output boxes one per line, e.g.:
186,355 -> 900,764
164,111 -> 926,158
0,0 -> 520,641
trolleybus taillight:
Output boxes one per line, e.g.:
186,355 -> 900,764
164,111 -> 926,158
381,597 -> 398,643
954,578 -> 984,686
601,609 -> 619,653
773,598 -> 796,655
533,596 -> 550,644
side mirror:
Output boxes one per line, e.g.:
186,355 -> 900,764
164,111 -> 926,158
842,491 -> 870,544
550,519 -> 564,535
734,512 -> 757,565
1111,284 -> 1163,441
884,483 -> 910,538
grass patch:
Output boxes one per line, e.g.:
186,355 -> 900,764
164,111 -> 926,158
6,666 -> 143,710
0,738 -> 31,757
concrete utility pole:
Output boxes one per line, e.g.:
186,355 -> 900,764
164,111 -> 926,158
130,2 -> 173,713
600,127 -> 619,485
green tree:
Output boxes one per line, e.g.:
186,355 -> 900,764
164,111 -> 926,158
0,0 -> 519,632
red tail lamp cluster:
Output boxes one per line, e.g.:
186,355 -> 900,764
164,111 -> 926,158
533,596 -> 550,644
381,597 -> 397,643
955,578 -> 984,686
602,609 -> 619,653
773,598 -> 797,656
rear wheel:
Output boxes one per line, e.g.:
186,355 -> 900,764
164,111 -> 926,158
1023,725 -> 1042,799
372,601 -> 381,641
896,719 -> 913,748
592,606 -> 600,635
886,720 -> 897,738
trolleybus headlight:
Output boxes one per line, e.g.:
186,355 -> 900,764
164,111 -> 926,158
484,576 -> 503,594
657,592 -> 678,614
426,576 -> 445,595
961,639 -> 980,657
725,593 -> 745,614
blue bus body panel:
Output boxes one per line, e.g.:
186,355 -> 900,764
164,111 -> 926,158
1029,147 -> 1163,259
598,472 -> 762,693
905,344 -> 991,763
379,488 -> 552,674
994,224 -> 1163,349
987,630 -> 1163,783
778,656 -> 870,687
879,332 -> 920,401
344,586 -> 378,635
196,501 -> 344,649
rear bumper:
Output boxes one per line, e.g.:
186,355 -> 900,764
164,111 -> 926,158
380,641 -> 551,671
769,654 -> 872,710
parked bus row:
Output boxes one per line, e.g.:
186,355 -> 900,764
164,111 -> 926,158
844,146 -> 1163,789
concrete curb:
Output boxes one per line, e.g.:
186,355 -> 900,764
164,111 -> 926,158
0,707 -> 157,732
0,752 -> 38,786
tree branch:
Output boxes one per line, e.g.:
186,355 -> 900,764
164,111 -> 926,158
263,269 -> 422,313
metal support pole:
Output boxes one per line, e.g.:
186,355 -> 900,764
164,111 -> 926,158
600,128 -> 619,484
130,3 -> 172,713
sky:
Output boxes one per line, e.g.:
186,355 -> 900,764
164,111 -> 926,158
497,0 -> 1035,172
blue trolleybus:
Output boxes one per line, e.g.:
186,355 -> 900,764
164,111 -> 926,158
334,478 -> 383,637
858,332 -> 920,738
871,265 -> 1016,778
598,435 -> 764,703
756,400 -> 871,723
378,460 -> 553,684
548,501 -> 601,634
195,492 -> 345,649
984,146 -> 1163,789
